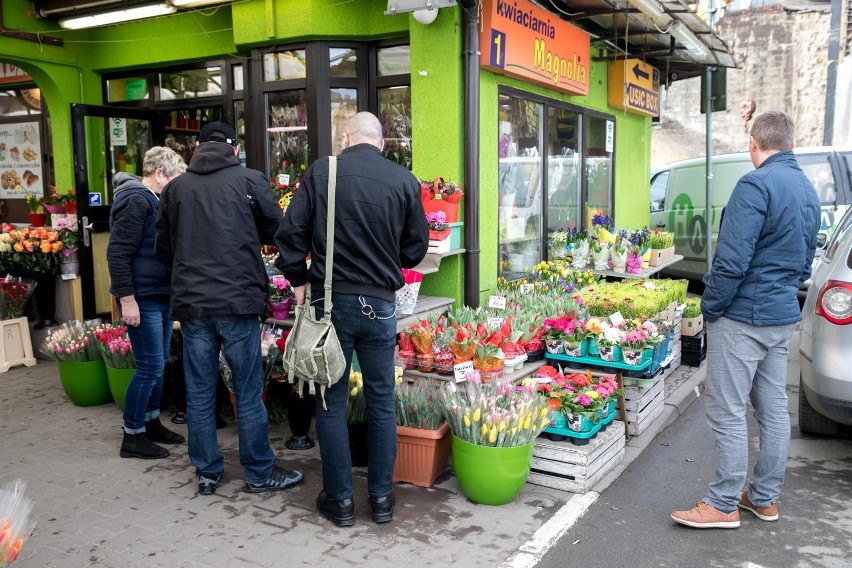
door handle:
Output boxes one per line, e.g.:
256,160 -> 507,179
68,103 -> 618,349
82,215 -> 94,248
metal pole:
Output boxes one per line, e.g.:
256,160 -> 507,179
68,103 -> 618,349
460,0 -> 481,308
705,0 -> 715,271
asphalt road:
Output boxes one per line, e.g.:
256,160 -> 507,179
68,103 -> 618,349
537,329 -> 852,568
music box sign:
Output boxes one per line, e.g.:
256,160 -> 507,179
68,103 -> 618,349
607,59 -> 661,117
480,0 -> 591,96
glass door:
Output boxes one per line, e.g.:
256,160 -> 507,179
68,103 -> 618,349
71,104 -> 160,319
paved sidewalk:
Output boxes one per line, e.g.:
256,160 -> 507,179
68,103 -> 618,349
0,359 -> 705,568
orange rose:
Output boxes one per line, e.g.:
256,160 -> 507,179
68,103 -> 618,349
51,242 -> 62,253
13,242 -> 23,252
40,242 -> 52,254
23,241 -> 33,252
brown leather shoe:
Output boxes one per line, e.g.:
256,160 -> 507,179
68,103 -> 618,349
671,501 -> 740,529
738,492 -> 779,521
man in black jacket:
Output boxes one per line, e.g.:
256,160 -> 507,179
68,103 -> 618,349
276,112 -> 428,526
155,121 -> 303,497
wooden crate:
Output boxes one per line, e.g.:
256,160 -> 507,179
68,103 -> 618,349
619,376 -> 666,436
527,421 -> 626,493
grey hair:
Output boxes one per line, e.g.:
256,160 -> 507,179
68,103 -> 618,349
345,112 -> 384,148
142,146 -> 187,177
750,111 -> 795,152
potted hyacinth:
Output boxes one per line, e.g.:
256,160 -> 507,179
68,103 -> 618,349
440,372 -> 550,505
393,380 -> 451,488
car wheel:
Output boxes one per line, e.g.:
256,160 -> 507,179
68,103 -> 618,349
799,376 -> 840,436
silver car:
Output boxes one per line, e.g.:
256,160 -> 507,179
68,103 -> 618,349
799,206 -> 852,435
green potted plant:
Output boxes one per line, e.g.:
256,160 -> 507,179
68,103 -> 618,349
41,321 -> 109,407
440,374 -> 550,505
393,380 -> 451,487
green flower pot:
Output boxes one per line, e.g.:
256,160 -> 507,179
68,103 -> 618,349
57,360 -> 110,407
451,435 -> 533,506
106,366 -> 136,411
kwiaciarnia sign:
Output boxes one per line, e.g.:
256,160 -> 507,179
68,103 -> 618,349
480,0 -> 590,96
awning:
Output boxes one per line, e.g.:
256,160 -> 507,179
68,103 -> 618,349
545,0 -> 739,82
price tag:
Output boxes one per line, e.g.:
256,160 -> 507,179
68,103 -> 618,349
520,283 -> 534,295
609,311 -> 624,326
488,317 -> 504,331
453,360 -> 474,383
277,173 -> 290,187
488,295 -> 507,310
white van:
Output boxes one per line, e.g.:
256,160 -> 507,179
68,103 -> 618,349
649,147 -> 852,281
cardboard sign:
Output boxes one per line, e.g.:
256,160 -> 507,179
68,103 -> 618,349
454,361 -> 474,383
488,295 -> 507,310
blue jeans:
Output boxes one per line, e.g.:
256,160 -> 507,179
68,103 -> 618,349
181,315 -> 275,484
704,317 -> 794,512
123,300 -> 172,433
312,293 -> 397,501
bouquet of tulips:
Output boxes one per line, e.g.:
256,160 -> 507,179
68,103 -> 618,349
93,321 -> 134,369
440,372 -> 551,447
0,479 -> 34,567
395,380 -> 445,430
40,320 -> 101,362
345,369 -> 366,424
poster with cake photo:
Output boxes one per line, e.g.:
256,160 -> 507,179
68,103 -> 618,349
0,121 -> 42,199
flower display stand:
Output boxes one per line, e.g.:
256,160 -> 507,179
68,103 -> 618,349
0,317 -> 38,373
528,420 -> 626,493
394,422 -> 451,487
617,375 -> 666,437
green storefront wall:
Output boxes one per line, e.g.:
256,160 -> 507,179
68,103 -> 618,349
0,0 -> 651,310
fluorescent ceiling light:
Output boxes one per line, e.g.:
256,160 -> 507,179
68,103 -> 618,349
669,22 -> 711,58
59,2 -> 175,29
627,0 -> 673,28
168,0 -> 230,6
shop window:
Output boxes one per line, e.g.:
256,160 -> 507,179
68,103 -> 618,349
377,45 -> 410,76
498,90 -> 615,279
268,90 -> 309,187
107,76 -> 148,103
331,89 -> 357,156
234,100 -> 246,163
264,50 -> 306,82
379,86 -> 412,170
330,48 -> 357,78
158,68 -> 222,100
584,117 -> 613,227
233,65 -> 244,92
498,95 -> 542,280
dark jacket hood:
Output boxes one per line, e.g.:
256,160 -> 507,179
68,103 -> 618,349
112,172 -> 144,197
187,142 -> 240,175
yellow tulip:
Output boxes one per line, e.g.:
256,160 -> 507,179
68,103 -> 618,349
463,414 -> 471,427
472,408 -> 481,422
488,425 -> 497,444
523,416 -> 532,430
480,423 -> 488,437
498,420 -> 507,432
350,386 -> 358,397
539,407 -> 548,418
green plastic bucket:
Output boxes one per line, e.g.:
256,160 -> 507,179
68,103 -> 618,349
57,360 -> 110,407
451,435 -> 533,506
106,367 -> 136,411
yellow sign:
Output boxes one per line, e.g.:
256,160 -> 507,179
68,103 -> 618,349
608,59 -> 660,117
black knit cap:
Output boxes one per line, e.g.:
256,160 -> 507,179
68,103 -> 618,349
199,121 -> 237,146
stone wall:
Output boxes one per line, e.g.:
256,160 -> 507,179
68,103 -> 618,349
651,6 -> 831,169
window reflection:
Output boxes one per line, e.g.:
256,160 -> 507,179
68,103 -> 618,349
378,86 -> 412,170
331,89 -> 357,156
268,91 -> 309,187
585,118 -> 613,228
377,46 -> 411,76
546,107 -> 580,236
329,48 -> 357,78
264,50 -> 306,81
158,68 -> 222,100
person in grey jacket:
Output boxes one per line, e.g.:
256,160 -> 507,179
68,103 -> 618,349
672,111 -> 821,529
108,146 -> 186,460
155,121 -> 303,497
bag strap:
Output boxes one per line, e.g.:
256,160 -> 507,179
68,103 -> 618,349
324,156 -> 337,319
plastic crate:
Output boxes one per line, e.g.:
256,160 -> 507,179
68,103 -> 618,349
681,329 -> 707,356
681,350 -> 706,367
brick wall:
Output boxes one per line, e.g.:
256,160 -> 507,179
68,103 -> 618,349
651,6 -> 831,169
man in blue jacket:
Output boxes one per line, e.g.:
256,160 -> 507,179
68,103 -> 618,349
672,111 -> 820,529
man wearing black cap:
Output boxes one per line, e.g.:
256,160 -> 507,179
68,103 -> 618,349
155,121 -> 304,497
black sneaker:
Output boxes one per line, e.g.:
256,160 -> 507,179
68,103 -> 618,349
198,474 -> 222,496
245,465 -> 304,493
171,411 -> 187,425
145,417 -> 186,445
120,432 -> 169,459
